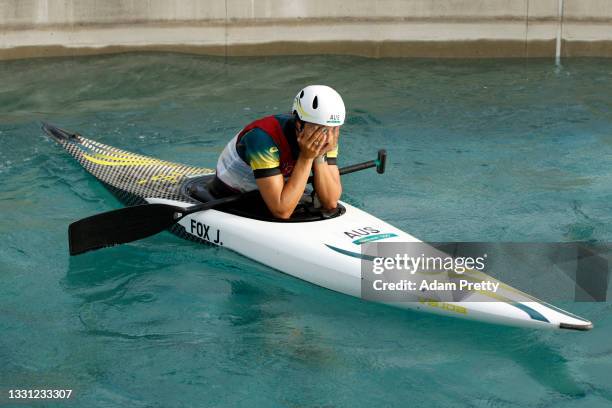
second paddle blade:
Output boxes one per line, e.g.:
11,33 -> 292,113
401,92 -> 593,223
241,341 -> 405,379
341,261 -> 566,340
68,203 -> 185,255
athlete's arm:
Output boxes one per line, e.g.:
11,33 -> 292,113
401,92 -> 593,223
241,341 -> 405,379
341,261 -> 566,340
313,127 -> 342,209
256,157 -> 312,219
256,128 -> 327,219
313,160 -> 341,209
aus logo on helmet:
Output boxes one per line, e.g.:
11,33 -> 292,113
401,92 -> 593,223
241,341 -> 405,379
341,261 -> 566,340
328,113 -> 342,124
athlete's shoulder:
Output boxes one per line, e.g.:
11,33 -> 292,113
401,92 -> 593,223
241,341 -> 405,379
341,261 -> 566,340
273,113 -> 293,126
241,129 -> 281,174
242,127 -> 276,144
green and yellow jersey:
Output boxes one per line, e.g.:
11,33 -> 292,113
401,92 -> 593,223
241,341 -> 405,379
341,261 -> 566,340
216,114 -> 339,192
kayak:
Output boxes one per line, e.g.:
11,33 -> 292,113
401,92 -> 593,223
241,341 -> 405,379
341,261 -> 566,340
43,123 -> 593,331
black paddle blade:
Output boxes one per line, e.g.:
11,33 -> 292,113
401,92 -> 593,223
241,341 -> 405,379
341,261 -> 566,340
68,203 -> 186,255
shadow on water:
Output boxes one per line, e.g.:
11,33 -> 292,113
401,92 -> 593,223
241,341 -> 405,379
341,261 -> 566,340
63,239 -> 590,400
61,237 -> 298,339
63,246 -> 176,341
385,307 -> 590,399
504,333 -> 587,398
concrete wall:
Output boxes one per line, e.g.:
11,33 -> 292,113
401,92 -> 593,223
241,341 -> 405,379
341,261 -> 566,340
1,0 -> 611,60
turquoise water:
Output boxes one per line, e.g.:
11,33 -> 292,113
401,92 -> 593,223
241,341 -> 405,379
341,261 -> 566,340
1,53 -> 611,407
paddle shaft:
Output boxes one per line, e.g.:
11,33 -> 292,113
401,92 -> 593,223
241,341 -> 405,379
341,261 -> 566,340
68,150 -> 387,255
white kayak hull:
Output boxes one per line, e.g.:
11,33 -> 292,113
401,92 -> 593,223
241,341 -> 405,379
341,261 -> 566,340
150,197 -> 593,331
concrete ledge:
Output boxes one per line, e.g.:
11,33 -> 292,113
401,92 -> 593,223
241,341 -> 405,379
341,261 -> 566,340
564,40 -> 612,57
1,0 -> 612,60
0,40 -> 574,61
226,40 -> 561,58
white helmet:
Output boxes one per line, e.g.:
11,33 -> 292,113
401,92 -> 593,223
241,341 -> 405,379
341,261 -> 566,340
292,85 -> 345,126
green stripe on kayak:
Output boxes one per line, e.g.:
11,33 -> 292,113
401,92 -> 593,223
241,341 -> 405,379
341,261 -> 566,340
325,244 -> 378,261
511,302 -> 550,323
352,233 -> 398,245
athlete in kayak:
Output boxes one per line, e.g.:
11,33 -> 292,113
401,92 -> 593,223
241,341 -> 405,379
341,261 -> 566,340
213,85 -> 345,219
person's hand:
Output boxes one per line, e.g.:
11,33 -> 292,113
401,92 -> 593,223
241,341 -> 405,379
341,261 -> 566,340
320,126 -> 339,154
297,126 -> 328,159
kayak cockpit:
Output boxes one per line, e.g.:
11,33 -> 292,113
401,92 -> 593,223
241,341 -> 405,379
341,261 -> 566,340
182,175 -> 346,223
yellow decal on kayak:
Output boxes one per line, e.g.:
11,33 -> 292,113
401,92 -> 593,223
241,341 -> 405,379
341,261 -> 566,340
82,152 -> 176,167
419,297 -> 467,315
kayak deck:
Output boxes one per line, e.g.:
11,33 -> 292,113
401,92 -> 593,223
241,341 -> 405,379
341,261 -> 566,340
43,123 -> 213,206
43,123 -> 344,223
